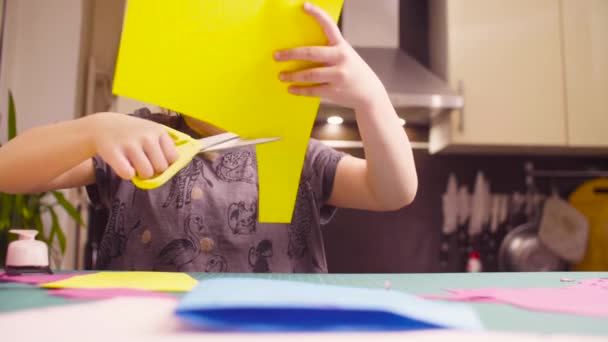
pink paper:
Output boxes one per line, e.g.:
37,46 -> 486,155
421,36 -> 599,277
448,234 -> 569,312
0,272 -> 83,285
48,288 -> 178,300
423,278 -> 608,318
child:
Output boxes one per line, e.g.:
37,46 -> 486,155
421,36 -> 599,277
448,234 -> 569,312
0,3 -> 417,272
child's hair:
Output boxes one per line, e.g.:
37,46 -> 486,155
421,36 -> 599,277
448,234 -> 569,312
158,107 -> 181,117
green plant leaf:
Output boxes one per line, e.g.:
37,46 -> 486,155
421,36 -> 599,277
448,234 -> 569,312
33,211 -> 45,240
49,208 -> 66,254
8,90 -> 16,140
13,194 -> 24,227
51,191 -> 84,225
48,219 -> 56,247
0,193 -> 14,230
22,195 -> 35,220
21,202 -> 32,219
23,195 -> 40,229
21,206 -> 31,227
56,227 -> 67,255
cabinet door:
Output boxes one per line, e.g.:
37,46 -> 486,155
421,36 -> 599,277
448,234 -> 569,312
430,0 -> 566,152
562,0 -> 608,147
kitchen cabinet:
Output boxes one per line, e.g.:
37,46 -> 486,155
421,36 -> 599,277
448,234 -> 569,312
561,0 -> 608,148
428,0 -> 567,153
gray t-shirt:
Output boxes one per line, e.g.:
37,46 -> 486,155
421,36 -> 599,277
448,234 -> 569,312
87,108 -> 345,273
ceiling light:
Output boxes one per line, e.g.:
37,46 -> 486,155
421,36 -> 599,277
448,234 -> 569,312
326,115 -> 344,125
398,118 -> 406,126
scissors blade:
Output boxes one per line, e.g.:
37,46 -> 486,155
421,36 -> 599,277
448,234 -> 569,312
197,132 -> 239,150
201,137 -> 281,152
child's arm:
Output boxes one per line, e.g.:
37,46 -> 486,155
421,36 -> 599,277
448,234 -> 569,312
0,113 -> 177,194
275,2 -> 417,211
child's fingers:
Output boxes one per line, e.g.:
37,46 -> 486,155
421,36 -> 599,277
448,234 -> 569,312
303,2 -> 343,46
125,146 -> 155,179
108,150 -> 136,180
142,137 -> 169,174
274,46 -> 341,64
159,133 -> 179,164
288,84 -> 332,98
280,67 -> 338,84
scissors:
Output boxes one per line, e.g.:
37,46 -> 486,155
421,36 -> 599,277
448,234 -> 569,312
132,125 -> 280,189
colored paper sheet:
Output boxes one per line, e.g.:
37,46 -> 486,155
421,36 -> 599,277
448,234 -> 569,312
0,272 -> 83,285
39,271 -> 198,292
424,278 -> 608,318
2,297 -> 595,342
175,278 -> 482,332
48,288 -> 178,300
113,0 -> 344,223
0,297 -> 179,341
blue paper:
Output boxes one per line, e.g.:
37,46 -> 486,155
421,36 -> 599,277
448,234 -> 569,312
175,278 -> 483,332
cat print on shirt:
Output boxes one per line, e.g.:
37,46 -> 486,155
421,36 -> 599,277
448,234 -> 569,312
249,239 -> 273,273
205,254 -> 228,272
215,150 -> 256,184
227,200 -> 257,234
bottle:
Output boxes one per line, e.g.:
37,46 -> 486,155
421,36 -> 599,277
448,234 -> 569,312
5,229 -> 51,275
466,251 -> 482,272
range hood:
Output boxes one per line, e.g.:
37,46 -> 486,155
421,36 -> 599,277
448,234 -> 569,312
318,47 -> 463,125
317,0 -> 463,126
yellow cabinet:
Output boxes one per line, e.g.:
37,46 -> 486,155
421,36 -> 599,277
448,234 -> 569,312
561,0 -> 608,148
429,0 -> 567,153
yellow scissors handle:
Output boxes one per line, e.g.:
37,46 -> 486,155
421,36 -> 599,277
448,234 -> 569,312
132,125 -> 201,190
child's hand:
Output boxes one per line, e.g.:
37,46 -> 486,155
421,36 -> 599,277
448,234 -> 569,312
274,2 -> 386,111
90,113 -> 179,180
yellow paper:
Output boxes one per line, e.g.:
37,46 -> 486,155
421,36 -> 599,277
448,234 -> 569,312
113,0 -> 344,223
40,272 -> 198,292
